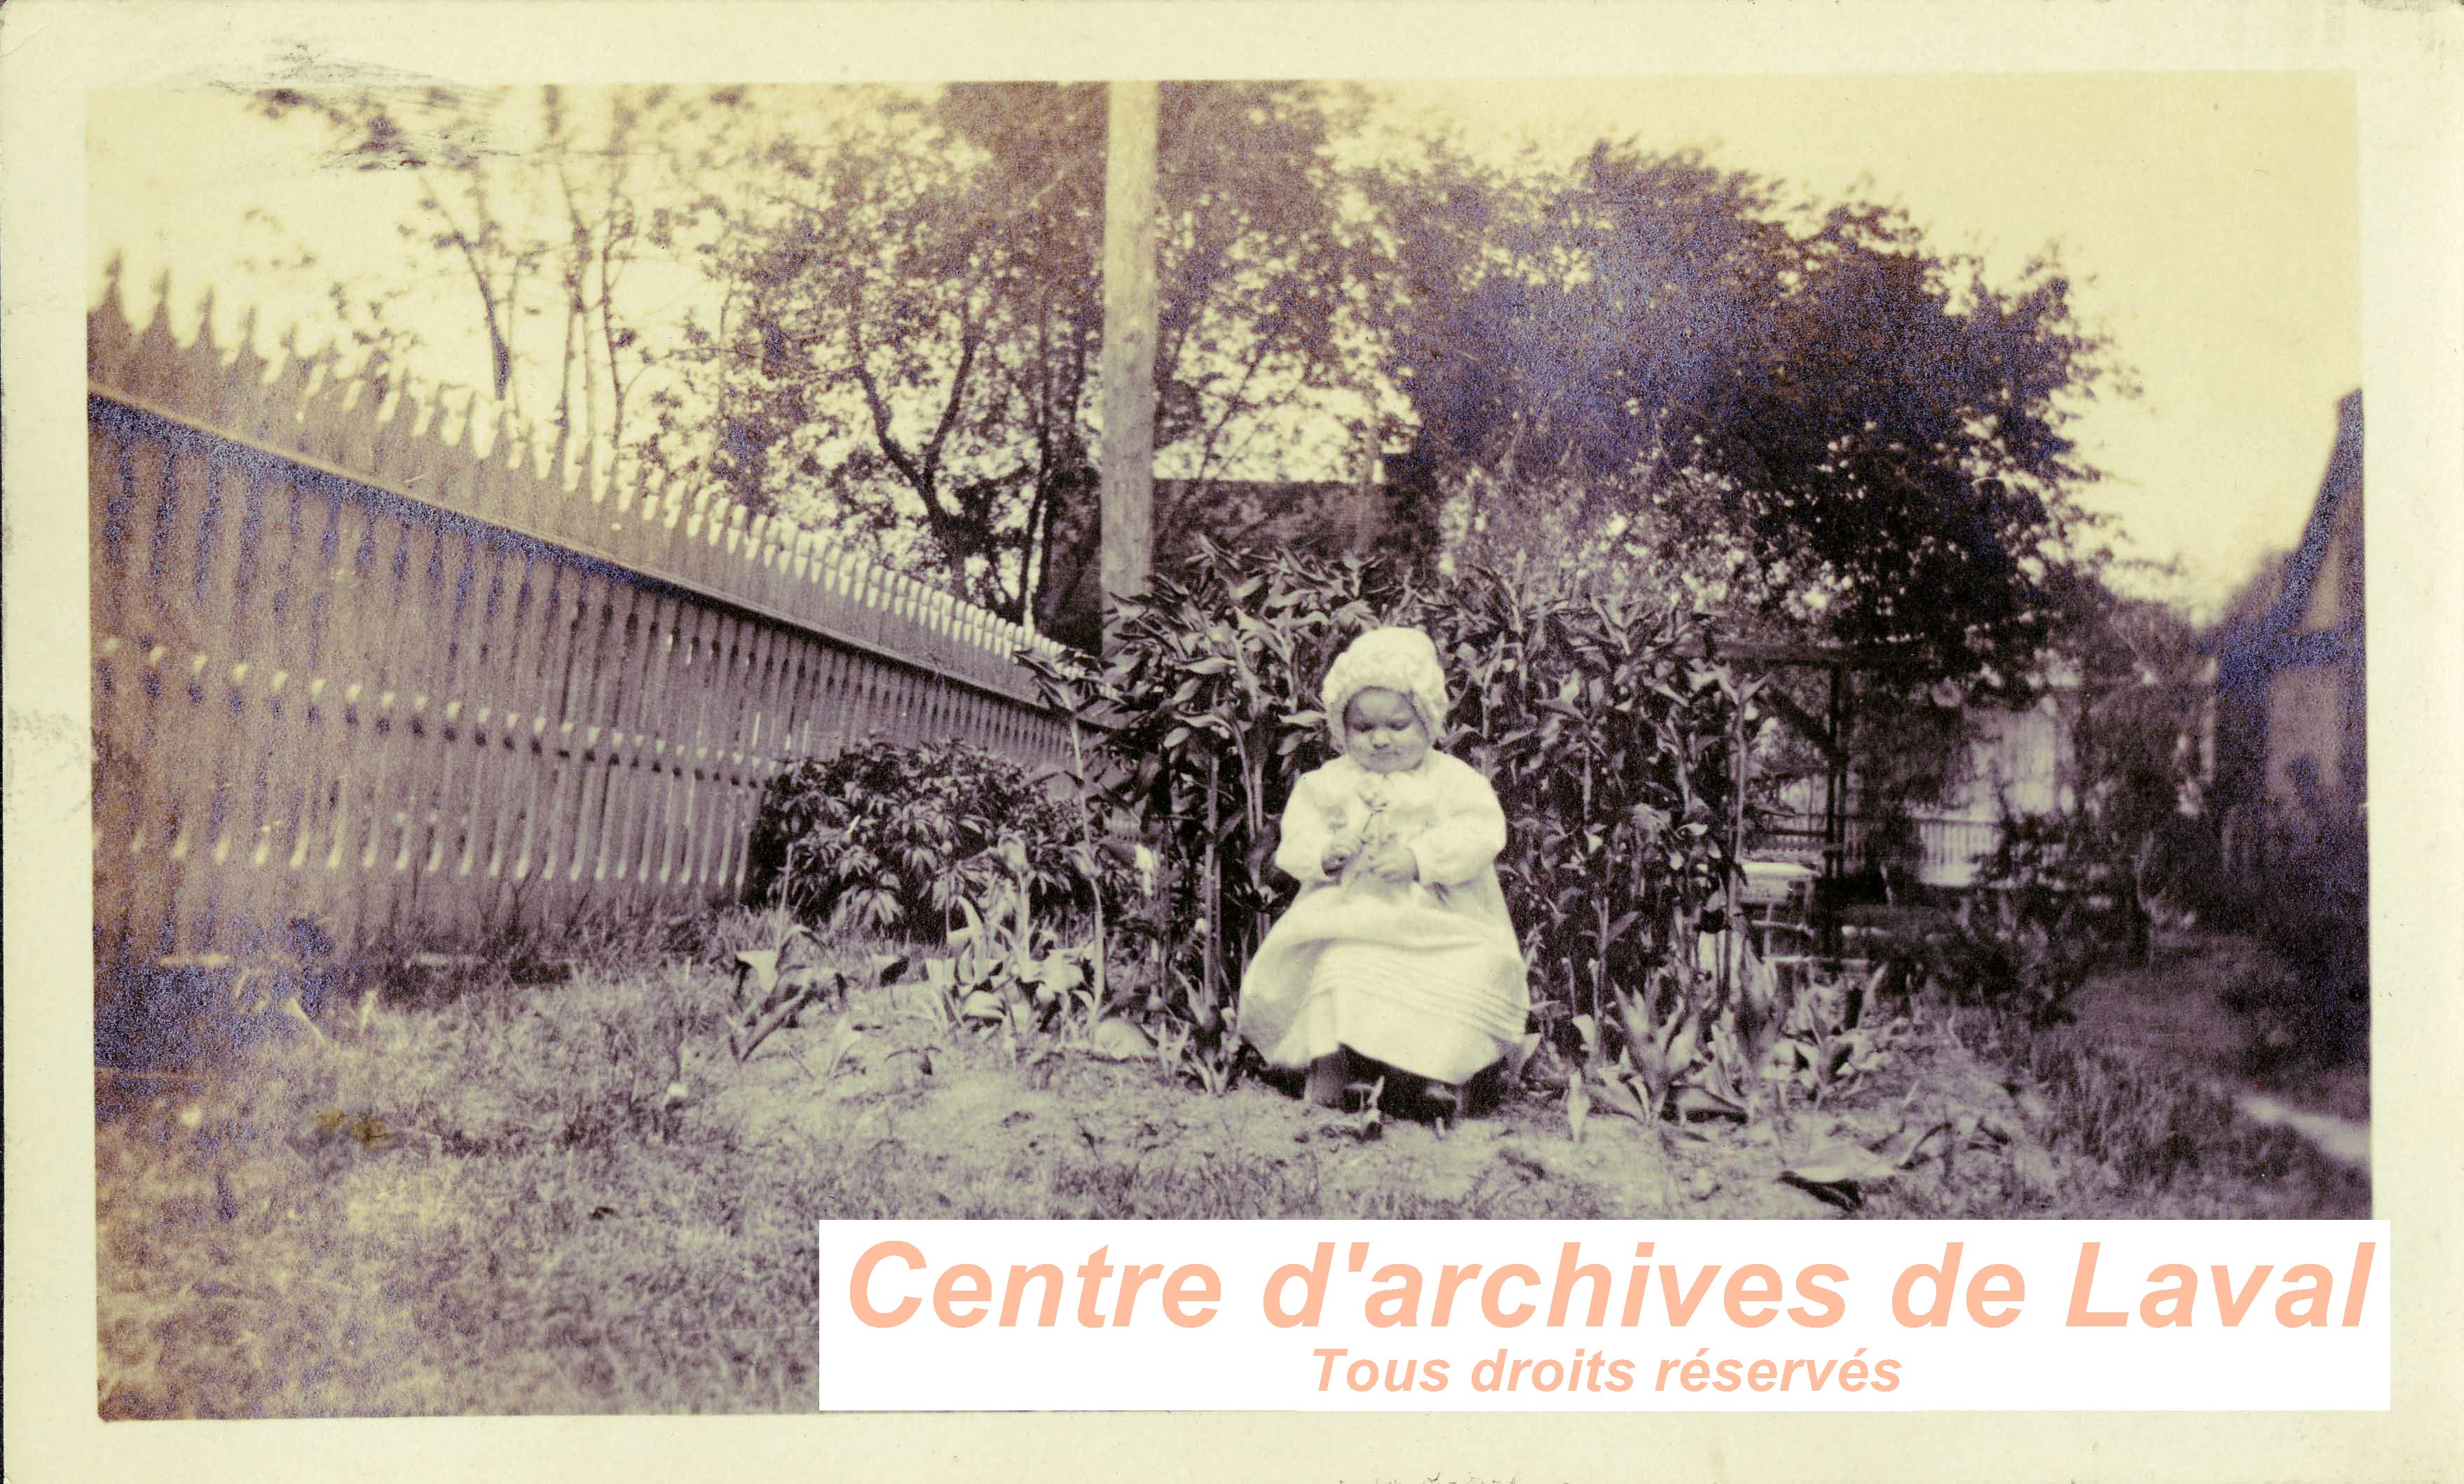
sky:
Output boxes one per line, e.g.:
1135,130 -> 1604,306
87,74 -> 2360,617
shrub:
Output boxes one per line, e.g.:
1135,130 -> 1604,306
2236,799 -> 2369,1069
1875,885 -> 2095,1028
742,737 -> 1132,936
1022,539 -> 1758,1043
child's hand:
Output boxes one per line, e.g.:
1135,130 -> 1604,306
1362,841 -> 1418,885
1321,837 -> 1360,877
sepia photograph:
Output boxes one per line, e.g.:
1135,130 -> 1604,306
71,65 -> 2390,1420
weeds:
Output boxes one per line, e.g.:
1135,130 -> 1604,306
1932,994 -> 2367,1216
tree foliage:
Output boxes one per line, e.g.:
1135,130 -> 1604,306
661,82 -> 1378,637
231,88 -> 2132,678
1978,579 -> 2212,965
1374,142 -> 2130,685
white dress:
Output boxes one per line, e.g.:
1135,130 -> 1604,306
1237,752 -> 1531,1084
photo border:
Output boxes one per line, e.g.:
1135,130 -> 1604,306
7,2 -> 2459,1478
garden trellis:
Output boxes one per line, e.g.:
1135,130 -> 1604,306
88,279 -> 1075,966
1716,639 -> 1907,885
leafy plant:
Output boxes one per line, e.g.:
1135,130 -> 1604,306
1876,878 -> 2093,1029
1021,540 -> 1760,1048
2233,792 -> 2369,1069
1765,961 -> 1906,1106
917,839 -> 1118,1058
742,736 -> 1137,935
1149,1019 -> 1240,1097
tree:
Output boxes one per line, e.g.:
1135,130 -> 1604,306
1370,142 -> 2132,689
2003,577 -> 2212,964
249,84 -> 711,481
662,82 -> 1379,640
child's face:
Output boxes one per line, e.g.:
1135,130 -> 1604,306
1343,687 -> 1430,774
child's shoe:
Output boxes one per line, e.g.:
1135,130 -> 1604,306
1307,1052 -> 1352,1108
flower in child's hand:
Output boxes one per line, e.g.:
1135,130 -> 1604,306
1320,795 -> 1365,877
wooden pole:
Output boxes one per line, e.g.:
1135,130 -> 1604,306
1098,81 -> 1160,655
1723,687 -> 1748,1008
1823,662 -> 1848,881
1822,661 -> 1849,953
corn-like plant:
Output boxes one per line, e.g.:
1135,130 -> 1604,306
1021,540 -> 1757,1047
912,834 -> 1125,1069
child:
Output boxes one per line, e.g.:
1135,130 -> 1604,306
1237,626 -> 1530,1111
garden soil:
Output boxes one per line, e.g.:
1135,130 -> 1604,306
701,978 -> 2102,1220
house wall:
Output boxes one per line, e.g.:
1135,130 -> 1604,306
1950,701 -> 2074,821
2302,520 -> 2345,633
2210,389 -> 2364,871
2267,397 -> 2364,814
2264,664 -> 2348,804
1760,694 -> 2076,888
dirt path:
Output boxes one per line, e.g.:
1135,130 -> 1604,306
2229,1090 -> 2369,1171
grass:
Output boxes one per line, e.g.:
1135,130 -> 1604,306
2066,930 -> 2370,1125
95,912 -> 2367,1417
1903,1000 -> 2369,1221
101,966 -> 812,1415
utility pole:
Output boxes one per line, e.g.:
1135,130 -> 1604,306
1098,81 -> 1160,655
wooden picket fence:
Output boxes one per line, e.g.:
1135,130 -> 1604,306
88,282 -> 1079,966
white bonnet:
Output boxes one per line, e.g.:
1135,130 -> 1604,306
1320,626 -> 1449,746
